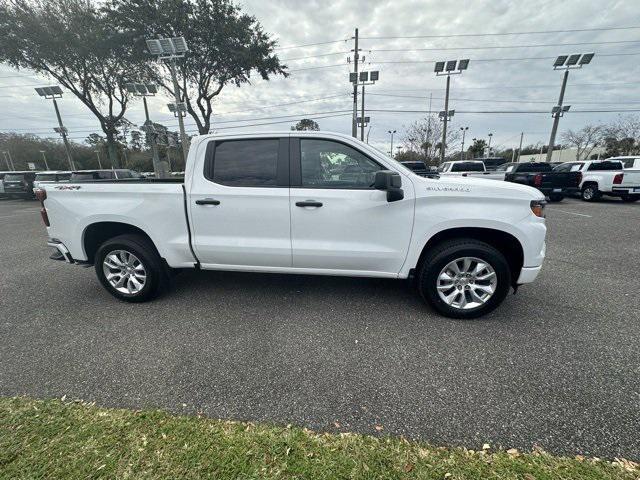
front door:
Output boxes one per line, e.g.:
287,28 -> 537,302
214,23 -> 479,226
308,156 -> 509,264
289,137 -> 414,275
189,137 -> 292,269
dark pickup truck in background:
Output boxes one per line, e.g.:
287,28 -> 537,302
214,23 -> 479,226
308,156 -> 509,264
504,162 -> 581,202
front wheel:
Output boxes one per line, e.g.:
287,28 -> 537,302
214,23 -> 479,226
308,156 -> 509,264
95,234 -> 167,302
548,193 -> 564,202
417,239 -> 511,319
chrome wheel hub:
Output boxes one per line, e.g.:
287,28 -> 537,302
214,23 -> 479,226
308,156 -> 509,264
437,257 -> 497,310
102,250 -> 147,295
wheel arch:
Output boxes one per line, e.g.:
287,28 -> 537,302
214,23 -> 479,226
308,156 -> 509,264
414,227 -> 524,286
82,222 -> 161,264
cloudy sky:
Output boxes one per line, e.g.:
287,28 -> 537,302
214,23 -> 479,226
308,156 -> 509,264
2,0 -> 640,155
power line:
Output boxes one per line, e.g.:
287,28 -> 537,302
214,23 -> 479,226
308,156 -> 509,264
368,108 -> 640,114
368,39 -> 640,53
275,38 -> 349,51
368,92 -> 640,105
372,51 -> 640,65
288,63 -> 346,72
360,25 -> 640,40
281,51 -> 350,62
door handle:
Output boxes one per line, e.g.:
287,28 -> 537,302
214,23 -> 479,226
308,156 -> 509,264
295,200 -> 323,208
195,198 -> 220,205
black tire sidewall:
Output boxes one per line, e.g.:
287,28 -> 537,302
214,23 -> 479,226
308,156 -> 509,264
548,193 -> 564,202
419,242 -> 511,319
95,236 -> 162,302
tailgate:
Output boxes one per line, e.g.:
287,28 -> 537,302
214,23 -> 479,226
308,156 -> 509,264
621,169 -> 640,188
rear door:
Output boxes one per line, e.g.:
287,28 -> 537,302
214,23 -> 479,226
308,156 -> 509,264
289,136 -> 414,275
189,136 -> 292,268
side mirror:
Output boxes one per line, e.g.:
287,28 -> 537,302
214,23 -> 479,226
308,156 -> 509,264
374,170 -> 404,202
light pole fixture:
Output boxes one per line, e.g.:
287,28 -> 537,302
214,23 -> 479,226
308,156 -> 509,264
350,70 -> 379,142
146,37 -> 190,162
546,52 -> 594,162
35,86 -> 75,170
487,133 -> 493,157
434,59 -> 469,163
459,127 -> 469,160
38,150 -> 49,170
387,129 -> 397,157
125,82 -> 168,178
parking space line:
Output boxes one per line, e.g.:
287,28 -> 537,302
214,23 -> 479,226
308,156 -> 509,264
552,209 -> 592,218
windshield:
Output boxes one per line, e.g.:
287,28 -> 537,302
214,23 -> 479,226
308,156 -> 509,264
451,162 -> 484,172
4,174 -> 24,182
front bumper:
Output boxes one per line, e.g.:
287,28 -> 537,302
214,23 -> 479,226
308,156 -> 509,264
517,265 -> 542,284
47,239 -> 74,263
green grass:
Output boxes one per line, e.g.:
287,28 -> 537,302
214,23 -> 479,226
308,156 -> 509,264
0,397 -> 637,479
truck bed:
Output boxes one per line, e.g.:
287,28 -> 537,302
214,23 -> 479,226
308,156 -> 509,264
44,181 -> 197,268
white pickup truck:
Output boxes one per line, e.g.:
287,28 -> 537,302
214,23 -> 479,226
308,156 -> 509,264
38,131 -> 547,319
558,159 -> 640,202
437,160 -> 506,180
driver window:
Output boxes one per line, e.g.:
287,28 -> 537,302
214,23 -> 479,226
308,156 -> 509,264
300,139 -> 383,188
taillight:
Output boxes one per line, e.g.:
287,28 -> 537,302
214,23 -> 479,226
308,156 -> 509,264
613,173 -> 624,184
35,189 -> 50,226
530,200 -> 546,218
35,189 -> 47,202
533,173 -> 543,187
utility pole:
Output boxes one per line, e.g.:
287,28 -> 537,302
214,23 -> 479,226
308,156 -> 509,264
487,133 -> 493,157
39,151 -> 49,170
94,150 -> 103,169
351,28 -> 359,138
143,94 -> 164,177
52,98 -> 75,170
5,151 -> 15,170
360,84 -> 366,141
546,69 -> 568,163
516,132 -> 524,162
3,151 -> 14,170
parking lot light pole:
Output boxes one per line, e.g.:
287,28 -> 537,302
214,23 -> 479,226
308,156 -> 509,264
125,83 -> 168,178
435,59 -> 469,163
146,37 -> 190,163
3,151 -> 14,170
546,53 -> 594,162
459,127 -> 468,160
35,86 -> 75,170
487,133 -> 493,157
94,150 -> 103,169
39,151 -> 49,170
388,130 -> 396,157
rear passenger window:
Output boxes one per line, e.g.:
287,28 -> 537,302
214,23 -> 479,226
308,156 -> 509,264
211,139 -> 279,187
588,161 -> 622,171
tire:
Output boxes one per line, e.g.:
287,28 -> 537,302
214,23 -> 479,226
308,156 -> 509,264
94,234 -> 167,302
621,194 -> 639,203
548,193 -> 564,202
417,239 -> 511,319
581,184 -> 600,202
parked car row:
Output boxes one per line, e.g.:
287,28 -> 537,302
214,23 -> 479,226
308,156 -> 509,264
0,169 -> 143,199
400,156 -> 640,203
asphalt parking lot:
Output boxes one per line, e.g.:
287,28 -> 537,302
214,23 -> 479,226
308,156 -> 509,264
0,197 -> 638,459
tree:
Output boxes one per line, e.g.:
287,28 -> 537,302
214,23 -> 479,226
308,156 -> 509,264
561,124 -> 603,160
601,115 -> 640,156
106,0 -> 287,135
0,0 -> 151,167
402,114 -> 459,164
0,132 -> 98,170
468,139 -> 487,158
292,119 -> 320,131
394,150 -> 424,163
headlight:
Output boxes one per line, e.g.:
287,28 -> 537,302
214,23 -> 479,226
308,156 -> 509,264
530,200 -> 546,218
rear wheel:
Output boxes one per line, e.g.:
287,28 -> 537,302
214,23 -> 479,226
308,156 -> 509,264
95,234 -> 166,302
621,194 -> 639,203
417,239 -> 511,319
581,184 -> 600,202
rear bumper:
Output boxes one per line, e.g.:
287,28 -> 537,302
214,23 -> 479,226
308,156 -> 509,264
611,186 -> 640,195
47,239 -> 74,263
517,265 -> 542,284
